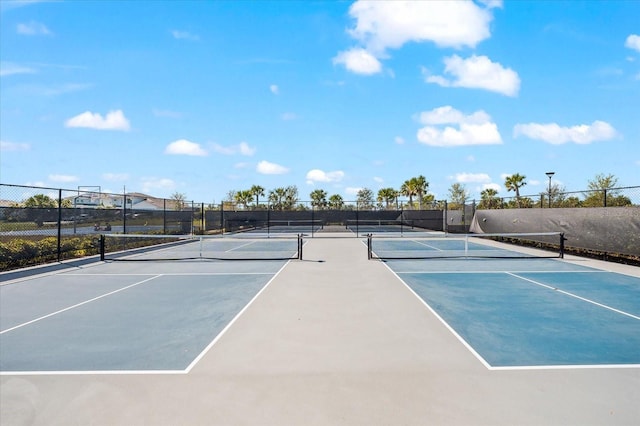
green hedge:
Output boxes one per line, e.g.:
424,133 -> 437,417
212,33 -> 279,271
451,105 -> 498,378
0,236 -> 100,271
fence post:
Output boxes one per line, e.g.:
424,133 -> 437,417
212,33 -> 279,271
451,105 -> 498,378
220,202 -> 224,234
603,189 -> 607,207
123,193 -> 127,234
201,203 -> 205,233
57,189 -> 62,262
443,200 -> 448,233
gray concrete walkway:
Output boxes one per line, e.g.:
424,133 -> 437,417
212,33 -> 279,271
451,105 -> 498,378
1,235 -> 639,425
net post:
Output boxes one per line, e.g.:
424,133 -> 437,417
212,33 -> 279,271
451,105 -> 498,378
560,233 -> 566,258
367,233 -> 372,260
99,234 -> 105,261
298,234 -> 303,260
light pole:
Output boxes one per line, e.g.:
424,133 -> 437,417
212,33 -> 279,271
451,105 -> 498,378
545,172 -> 555,208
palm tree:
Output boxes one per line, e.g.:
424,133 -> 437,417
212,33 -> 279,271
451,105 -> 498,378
268,187 -> 287,210
414,175 -> 429,209
284,186 -> 299,210
504,173 -> 527,207
249,185 -> 265,209
400,179 -> 417,209
377,187 -> 398,209
310,189 -> 328,209
328,194 -> 344,210
234,190 -> 252,210
479,188 -> 501,209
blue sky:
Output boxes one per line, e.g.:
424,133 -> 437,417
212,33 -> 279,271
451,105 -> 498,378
1,0 -> 639,204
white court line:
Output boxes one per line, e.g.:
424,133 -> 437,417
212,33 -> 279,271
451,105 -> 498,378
397,271 -> 608,274
226,240 -> 258,252
506,272 -> 640,321
379,261 -> 492,370
0,275 -> 162,335
62,272 -> 276,276
184,261 -> 291,373
412,239 -> 444,251
383,265 -> 640,370
1,261 -> 293,376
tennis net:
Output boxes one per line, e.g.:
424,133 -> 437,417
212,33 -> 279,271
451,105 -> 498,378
367,232 -> 565,260
225,219 -> 323,234
99,233 -> 303,261
345,219 -> 421,234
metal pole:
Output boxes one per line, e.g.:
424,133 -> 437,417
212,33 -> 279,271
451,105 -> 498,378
546,172 -> 555,208
57,189 -> 62,262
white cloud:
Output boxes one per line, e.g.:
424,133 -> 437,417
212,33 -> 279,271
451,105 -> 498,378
0,61 -> 36,77
257,160 -> 289,175
238,141 -> 255,156
153,108 -> 182,119
425,55 -> 520,97
416,106 -> 502,147
141,177 -> 176,194
625,34 -> 640,52
165,139 -> 208,156
49,174 -> 78,183
102,173 -> 129,181
513,120 -> 618,144
481,182 -> 502,192
65,110 -> 131,131
345,187 -> 362,196
394,136 -> 405,145
17,21 -> 51,35
333,48 -> 382,75
270,84 -> 279,94
454,173 -> 491,183
342,0 -> 499,66
172,30 -> 199,41
0,140 -> 30,151
211,141 -> 255,156
305,169 -> 345,184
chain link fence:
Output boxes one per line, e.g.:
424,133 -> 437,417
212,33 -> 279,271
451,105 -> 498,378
1,183 -> 638,270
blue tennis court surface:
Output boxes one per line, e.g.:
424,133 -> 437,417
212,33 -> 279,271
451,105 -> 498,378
385,257 -> 640,368
0,261 -> 288,373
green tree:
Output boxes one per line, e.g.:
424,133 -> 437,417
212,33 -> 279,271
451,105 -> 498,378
24,194 -> 57,208
328,194 -> 344,210
504,173 -> 527,207
448,183 -> 468,209
478,188 -> 501,209
234,190 -> 252,210
400,179 -> 418,209
377,187 -> 398,209
310,189 -> 328,209
284,186 -> 299,210
249,185 -> 265,209
583,173 -> 630,207
357,188 -> 375,209
269,187 -> 286,210
414,175 -> 429,209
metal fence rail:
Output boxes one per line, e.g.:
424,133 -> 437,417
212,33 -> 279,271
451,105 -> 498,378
1,183 -> 638,271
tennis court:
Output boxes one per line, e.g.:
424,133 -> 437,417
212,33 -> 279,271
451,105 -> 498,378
1,232 -> 639,425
